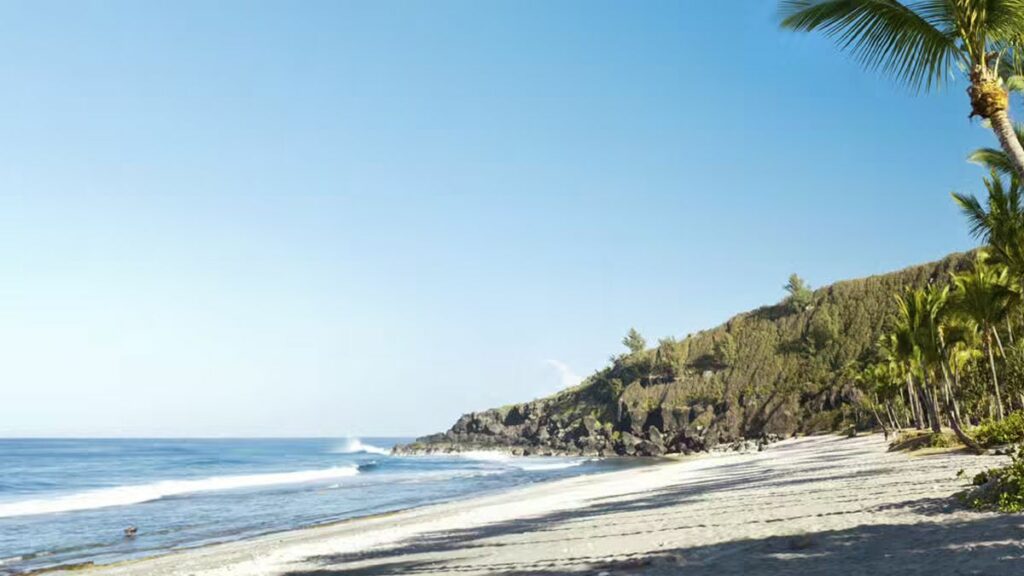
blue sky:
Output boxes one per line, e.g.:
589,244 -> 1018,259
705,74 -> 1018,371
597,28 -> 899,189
0,1 -> 999,436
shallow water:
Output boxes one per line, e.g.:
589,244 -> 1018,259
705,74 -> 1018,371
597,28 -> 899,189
0,438 -> 637,574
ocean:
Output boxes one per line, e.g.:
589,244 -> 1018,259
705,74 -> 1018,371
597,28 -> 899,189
0,438 -> 635,574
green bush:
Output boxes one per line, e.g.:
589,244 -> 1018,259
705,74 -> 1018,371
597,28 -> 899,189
973,411 -> 1024,447
929,432 -> 958,448
961,448 -> 1024,512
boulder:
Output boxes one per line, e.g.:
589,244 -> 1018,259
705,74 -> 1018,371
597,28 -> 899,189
619,432 -> 641,456
634,439 -> 665,457
647,425 -> 665,448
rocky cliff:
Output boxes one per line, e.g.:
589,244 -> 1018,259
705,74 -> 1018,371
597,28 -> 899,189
394,252 -> 972,457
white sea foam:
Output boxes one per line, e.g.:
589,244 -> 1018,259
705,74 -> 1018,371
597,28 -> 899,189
453,452 -> 591,471
454,451 -> 513,463
513,460 -> 588,471
0,466 -> 359,519
332,438 -> 391,456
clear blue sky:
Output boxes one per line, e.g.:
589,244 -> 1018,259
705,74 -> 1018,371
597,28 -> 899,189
0,1 -> 997,437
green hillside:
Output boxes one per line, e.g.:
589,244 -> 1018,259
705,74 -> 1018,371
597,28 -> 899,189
397,252 -> 973,456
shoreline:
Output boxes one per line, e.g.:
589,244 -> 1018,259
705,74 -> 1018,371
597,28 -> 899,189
41,434 -> 1024,576
28,453 -> 680,575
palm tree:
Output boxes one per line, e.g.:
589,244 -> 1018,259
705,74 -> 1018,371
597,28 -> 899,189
894,287 -> 943,432
879,329 -> 924,429
937,316 -> 986,452
896,285 -> 985,450
915,284 -> 950,434
953,172 -> 1024,294
939,317 -> 981,423
858,361 -> 906,433
971,124 -> 1024,181
950,260 -> 1014,418
780,1 -> 1024,181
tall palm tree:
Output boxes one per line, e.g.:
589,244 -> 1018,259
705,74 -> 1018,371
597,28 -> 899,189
915,284 -> 950,434
780,0 -> 1024,181
940,316 -> 982,422
879,328 -> 924,428
895,285 -> 985,450
894,287 -> 943,432
950,260 -> 1014,418
971,124 -> 1024,181
937,316 -> 986,452
953,172 -> 1024,294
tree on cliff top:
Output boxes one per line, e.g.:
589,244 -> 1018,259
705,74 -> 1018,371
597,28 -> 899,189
623,328 -> 646,354
784,273 -> 814,312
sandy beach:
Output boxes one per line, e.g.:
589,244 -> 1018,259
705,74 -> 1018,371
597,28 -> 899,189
45,434 -> 1024,576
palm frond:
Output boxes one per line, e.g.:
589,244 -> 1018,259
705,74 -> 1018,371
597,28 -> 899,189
969,147 -> 1018,176
780,0 -> 960,91
981,0 -> 1024,43
968,124 -> 1024,179
952,191 -> 992,240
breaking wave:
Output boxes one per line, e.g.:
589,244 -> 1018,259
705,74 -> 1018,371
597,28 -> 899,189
331,438 -> 391,456
0,466 -> 360,518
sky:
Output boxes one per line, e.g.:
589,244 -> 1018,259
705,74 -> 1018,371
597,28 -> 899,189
0,1 -> 1004,437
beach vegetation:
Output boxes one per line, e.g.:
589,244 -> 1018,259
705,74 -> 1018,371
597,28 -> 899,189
962,448 -> 1024,512
974,411 -> 1024,447
784,273 -> 814,313
622,328 -> 647,355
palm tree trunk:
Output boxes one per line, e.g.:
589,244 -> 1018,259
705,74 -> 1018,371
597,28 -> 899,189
940,364 -> 984,454
944,377 -> 963,424
921,374 -> 942,434
986,334 -> 1006,420
990,110 -> 1024,182
886,404 -> 899,431
946,402 -> 985,454
907,373 -> 923,430
868,394 -> 889,439
952,361 -> 965,424
992,326 -> 1006,358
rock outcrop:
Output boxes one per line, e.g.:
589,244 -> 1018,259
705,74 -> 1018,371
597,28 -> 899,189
392,397 -> 781,457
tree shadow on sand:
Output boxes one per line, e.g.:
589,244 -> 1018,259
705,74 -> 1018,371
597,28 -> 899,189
282,440 -> 1024,576
285,512 -> 1024,575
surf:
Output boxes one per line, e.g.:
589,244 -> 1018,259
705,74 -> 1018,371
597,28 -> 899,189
331,437 -> 391,456
0,465 -> 360,519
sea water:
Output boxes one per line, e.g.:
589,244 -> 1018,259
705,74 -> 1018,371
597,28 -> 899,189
0,438 -> 634,574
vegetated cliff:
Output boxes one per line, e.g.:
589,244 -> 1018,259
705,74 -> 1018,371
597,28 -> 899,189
395,252 -> 973,457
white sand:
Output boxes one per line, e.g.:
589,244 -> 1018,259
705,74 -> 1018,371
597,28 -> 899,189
52,434 -> 1024,575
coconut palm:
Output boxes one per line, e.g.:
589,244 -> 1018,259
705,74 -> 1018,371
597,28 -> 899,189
915,284 -> 950,434
894,287 -> 943,432
939,316 -> 982,422
855,363 -> 888,435
971,124 -> 1024,181
858,361 -> 907,432
898,285 -> 986,449
879,327 -> 925,428
953,172 -> 1024,295
780,0 -> 1024,181
937,316 -> 986,452
950,260 -> 1014,418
